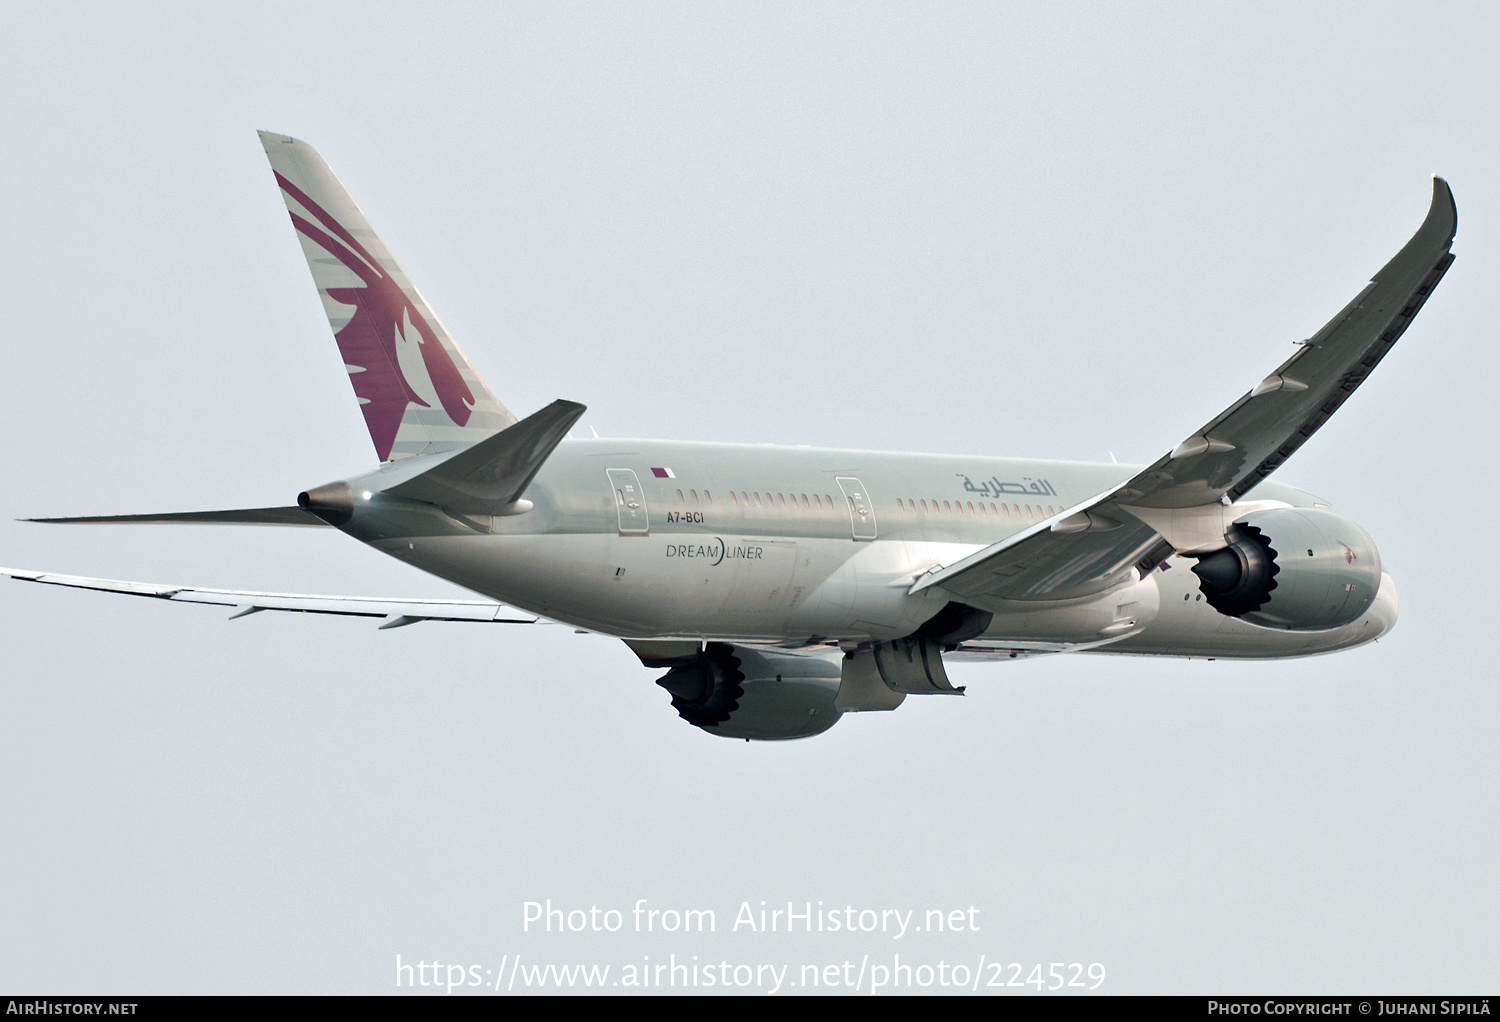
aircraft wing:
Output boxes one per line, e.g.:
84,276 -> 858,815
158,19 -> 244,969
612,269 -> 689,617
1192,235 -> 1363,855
914,177 -> 1457,607
0,568 -> 537,628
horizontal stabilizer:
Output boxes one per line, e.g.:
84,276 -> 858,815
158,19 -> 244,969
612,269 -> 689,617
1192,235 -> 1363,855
26,507 -> 328,527
386,399 -> 586,514
1,568 -> 538,626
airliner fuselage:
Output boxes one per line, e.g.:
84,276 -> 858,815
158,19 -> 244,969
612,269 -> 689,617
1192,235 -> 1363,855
343,440 -> 1396,661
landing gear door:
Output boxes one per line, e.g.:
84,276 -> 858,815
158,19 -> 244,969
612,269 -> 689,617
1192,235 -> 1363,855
836,476 -> 877,541
606,469 -> 649,535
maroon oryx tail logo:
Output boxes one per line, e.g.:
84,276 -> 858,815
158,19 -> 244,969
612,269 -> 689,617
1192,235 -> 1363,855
275,172 -> 475,461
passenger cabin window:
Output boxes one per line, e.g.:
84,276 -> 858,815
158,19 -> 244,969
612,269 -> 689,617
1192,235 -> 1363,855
676,488 -> 685,504
690,489 -> 699,504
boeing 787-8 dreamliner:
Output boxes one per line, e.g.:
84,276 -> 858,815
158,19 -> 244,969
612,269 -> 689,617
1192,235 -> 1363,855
3,133 -> 1456,740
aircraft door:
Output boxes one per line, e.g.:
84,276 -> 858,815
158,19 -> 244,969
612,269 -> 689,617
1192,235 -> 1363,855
606,468 -> 649,535
836,476 -> 877,541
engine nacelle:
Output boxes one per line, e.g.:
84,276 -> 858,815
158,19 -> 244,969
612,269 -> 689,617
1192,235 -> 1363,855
1191,507 -> 1382,631
656,643 -> 842,741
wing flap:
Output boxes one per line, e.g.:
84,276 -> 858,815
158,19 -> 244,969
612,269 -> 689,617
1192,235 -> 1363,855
912,484 -> 1165,604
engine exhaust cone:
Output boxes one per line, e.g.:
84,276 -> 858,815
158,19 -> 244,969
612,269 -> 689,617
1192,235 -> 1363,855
656,662 -> 710,703
1192,524 -> 1278,617
1192,547 -> 1245,591
656,645 -> 744,727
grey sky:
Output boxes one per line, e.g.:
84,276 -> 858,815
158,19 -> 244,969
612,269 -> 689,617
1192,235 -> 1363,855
1,2 -> 1495,994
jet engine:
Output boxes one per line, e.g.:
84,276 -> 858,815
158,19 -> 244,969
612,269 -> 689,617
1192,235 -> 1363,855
1191,507 -> 1382,631
655,643 -> 842,741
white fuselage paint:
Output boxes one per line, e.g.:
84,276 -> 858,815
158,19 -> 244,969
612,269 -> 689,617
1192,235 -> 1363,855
341,438 -> 1397,660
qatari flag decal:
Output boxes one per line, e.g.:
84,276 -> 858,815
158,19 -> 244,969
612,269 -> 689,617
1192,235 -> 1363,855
650,467 -> 675,478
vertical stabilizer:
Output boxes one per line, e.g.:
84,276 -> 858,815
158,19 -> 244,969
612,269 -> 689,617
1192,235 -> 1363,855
258,131 -> 517,462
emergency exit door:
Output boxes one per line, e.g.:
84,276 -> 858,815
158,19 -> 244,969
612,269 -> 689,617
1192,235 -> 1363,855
606,469 -> 649,535
836,477 -> 877,541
